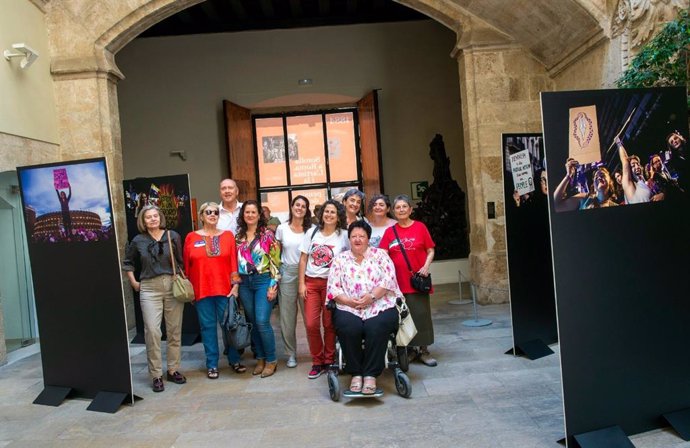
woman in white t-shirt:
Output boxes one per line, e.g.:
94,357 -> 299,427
365,194 -> 396,248
275,195 -> 314,369
298,199 -> 349,379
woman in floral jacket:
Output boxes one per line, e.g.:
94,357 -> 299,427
235,200 -> 282,378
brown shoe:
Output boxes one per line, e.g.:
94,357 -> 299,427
418,347 -> 438,367
252,359 -> 266,376
261,361 -> 278,378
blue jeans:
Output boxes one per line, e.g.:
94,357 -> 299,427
195,295 -> 241,369
239,273 -> 276,363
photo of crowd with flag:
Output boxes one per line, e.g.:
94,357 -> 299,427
551,89 -> 688,212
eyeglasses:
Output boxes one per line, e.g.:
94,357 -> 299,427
204,210 -> 219,216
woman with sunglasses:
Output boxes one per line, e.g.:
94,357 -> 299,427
184,202 -> 243,379
123,205 -> 186,392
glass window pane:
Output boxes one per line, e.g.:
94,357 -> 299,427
259,191 -> 290,225
256,117 -> 288,187
287,115 -> 327,185
331,185 -> 360,202
326,112 -> 358,183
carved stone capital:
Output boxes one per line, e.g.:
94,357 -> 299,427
452,17 -> 516,58
51,49 -> 124,82
611,0 -> 688,70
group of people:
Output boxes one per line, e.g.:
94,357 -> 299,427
554,131 -> 687,211
123,179 -> 437,395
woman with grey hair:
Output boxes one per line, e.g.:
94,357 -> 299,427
123,205 -> 187,392
342,188 -> 365,226
379,194 -> 437,367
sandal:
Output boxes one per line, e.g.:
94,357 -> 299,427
362,376 -> 377,395
349,376 -> 363,393
207,368 -> 219,379
230,363 -> 247,374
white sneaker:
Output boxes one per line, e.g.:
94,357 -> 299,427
286,355 -> 297,368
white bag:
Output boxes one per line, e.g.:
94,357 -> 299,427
395,298 -> 417,347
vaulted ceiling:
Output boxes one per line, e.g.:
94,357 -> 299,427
140,0 -> 430,37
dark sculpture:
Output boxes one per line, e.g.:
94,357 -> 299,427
412,134 -> 470,260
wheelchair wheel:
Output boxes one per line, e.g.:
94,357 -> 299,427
394,369 -> 412,398
327,371 -> 340,402
397,346 -> 409,372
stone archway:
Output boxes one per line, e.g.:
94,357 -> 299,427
43,0 -> 607,304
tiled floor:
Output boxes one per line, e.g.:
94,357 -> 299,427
0,284 -> 687,447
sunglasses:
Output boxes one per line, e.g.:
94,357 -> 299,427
204,210 -> 219,216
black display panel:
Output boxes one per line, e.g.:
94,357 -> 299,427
17,157 -> 132,400
502,133 -> 557,354
541,87 -> 690,445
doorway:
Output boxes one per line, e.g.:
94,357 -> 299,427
0,171 -> 36,352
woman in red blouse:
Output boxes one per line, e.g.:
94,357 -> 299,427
379,194 -> 437,367
184,201 -> 243,379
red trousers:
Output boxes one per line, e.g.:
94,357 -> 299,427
303,276 -> 335,365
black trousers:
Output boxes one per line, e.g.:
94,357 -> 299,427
333,307 -> 398,377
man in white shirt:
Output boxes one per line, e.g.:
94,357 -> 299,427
217,178 -> 243,234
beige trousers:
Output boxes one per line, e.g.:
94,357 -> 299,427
139,275 -> 184,378
278,264 -> 305,357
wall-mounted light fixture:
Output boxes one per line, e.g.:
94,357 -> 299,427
298,78 -> 313,86
4,43 -> 39,69
169,151 -> 187,161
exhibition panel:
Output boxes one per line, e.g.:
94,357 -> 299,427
542,87 -> 690,445
17,158 -> 133,411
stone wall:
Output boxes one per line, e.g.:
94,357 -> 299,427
454,18 -> 555,302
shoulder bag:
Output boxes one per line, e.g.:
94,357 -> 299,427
222,294 -> 252,350
395,297 -> 417,346
167,230 -> 195,303
392,225 -> 432,293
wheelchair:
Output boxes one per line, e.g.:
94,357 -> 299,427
325,300 -> 412,401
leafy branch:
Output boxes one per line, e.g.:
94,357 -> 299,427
616,9 -> 689,108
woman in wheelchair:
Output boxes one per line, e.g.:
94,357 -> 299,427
326,220 -> 402,395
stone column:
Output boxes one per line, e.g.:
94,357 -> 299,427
454,20 -> 554,303
51,62 -> 135,327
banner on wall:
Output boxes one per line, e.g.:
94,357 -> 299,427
568,105 -> 602,164
17,157 -> 133,409
123,174 -> 199,345
542,86 -> 690,445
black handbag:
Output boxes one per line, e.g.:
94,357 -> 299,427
392,226 -> 432,293
222,295 -> 252,350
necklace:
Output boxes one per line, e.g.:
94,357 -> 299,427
204,234 -> 221,257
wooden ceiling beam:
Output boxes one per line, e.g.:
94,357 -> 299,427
259,0 -> 275,18
229,0 -> 248,21
318,0 -> 331,16
199,0 -> 223,23
289,0 -> 303,18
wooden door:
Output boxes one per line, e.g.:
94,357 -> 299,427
223,100 -> 256,201
357,90 -> 383,198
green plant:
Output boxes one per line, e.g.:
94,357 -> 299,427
616,9 -> 689,108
